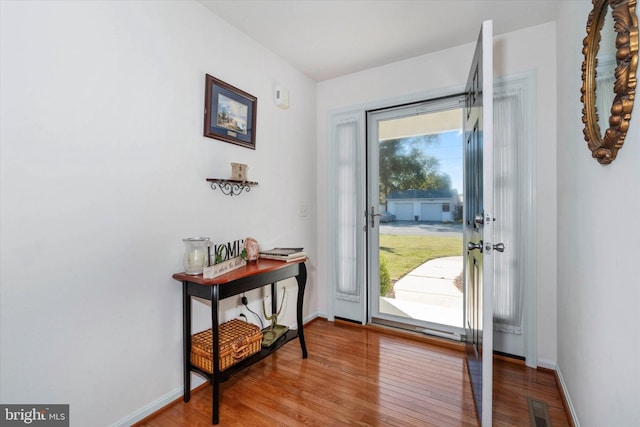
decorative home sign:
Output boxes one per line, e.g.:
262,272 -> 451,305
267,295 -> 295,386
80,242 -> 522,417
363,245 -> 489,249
203,257 -> 246,279
203,238 -> 249,279
211,239 -> 246,264
204,74 -> 257,150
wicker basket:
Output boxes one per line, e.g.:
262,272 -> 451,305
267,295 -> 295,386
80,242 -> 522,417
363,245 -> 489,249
191,319 -> 263,373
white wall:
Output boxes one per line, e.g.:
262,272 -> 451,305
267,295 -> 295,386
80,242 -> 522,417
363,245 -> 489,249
0,1 -> 317,425
556,2 -> 640,426
5,1 -> 637,425
317,22 -> 558,365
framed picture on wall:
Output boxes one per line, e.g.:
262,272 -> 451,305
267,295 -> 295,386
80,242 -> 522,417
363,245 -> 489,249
203,74 -> 257,150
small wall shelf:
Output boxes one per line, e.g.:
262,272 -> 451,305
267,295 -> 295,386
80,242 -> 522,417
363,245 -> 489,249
206,178 -> 258,196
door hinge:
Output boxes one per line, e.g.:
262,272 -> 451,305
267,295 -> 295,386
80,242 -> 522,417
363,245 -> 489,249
363,209 -> 368,232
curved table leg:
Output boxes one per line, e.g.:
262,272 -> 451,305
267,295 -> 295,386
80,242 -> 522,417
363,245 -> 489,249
296,262 -> 308,359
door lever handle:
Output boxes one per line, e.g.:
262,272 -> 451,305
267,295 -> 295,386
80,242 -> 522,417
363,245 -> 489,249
370,207 -> 382,228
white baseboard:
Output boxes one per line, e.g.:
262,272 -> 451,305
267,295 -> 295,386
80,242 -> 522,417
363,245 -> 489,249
536,358 -> 556,370
111,316 -> 326,426
534,360 -> 580,426
555,364 -> 580,427
109,377 -> 206,427
304,311 -> 326,323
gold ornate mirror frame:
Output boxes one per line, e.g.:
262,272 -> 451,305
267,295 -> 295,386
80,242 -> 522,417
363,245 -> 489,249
581,0 -> 638,164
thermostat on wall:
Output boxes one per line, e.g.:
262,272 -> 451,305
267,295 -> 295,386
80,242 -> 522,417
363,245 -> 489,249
275,86 -> 289,109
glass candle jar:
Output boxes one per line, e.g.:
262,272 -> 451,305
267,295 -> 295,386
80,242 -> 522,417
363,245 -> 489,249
182,237 -> 211,275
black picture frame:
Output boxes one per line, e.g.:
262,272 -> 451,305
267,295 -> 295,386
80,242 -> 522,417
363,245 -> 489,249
203,74 -> 257,150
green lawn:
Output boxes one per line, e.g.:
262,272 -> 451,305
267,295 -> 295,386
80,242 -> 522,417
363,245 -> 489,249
380,234 -> 463,281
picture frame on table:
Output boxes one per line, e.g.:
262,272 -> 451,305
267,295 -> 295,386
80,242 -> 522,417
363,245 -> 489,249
203,74 -> 257,150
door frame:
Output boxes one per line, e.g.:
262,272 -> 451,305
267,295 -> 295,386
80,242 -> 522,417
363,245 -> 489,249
365,95 -> 466,337
326,87 -> 466,324
326,75 -> 537,367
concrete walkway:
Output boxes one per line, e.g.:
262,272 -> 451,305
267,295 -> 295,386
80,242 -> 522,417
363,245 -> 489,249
380,256 -> 464,328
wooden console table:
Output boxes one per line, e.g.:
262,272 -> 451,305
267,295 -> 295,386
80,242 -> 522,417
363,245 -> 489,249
172,258 -> 308,425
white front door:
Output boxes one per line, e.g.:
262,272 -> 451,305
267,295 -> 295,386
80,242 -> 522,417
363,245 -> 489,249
464,20 -> 495,426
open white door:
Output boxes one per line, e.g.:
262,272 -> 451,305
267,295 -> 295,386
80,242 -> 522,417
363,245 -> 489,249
464,20 -> 494,426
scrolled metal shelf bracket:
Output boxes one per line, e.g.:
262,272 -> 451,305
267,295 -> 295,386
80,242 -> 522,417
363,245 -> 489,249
206,178 -> 258,196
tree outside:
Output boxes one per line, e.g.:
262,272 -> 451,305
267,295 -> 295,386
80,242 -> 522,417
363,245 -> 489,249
379,134 -> 452,210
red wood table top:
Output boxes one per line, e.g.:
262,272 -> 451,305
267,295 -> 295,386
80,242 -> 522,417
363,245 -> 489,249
172,258 -> 307,286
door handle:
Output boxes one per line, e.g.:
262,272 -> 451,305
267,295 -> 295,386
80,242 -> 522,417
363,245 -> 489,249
493,243 -> 505,252
468,241 -> 483,252
370,206 -> 382,228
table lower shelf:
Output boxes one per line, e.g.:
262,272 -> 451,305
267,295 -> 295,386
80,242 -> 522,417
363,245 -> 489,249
190,329 -> 300,383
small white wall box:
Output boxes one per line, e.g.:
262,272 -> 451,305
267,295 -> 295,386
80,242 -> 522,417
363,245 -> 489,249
275,86 -> 289,109
231,163 -> 247,181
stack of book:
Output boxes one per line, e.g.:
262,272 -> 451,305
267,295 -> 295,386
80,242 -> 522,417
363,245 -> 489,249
259,247 -> 306,262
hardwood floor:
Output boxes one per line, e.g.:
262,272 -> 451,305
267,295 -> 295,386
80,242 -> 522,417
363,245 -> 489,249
136,319 -> 571,426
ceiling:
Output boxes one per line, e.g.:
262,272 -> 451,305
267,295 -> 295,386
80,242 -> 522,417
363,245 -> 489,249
199,0 -> 561,82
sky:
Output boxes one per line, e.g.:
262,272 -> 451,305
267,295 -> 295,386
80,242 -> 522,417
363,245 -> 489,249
426,130 -> 463,194
379,110 -> 464,196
